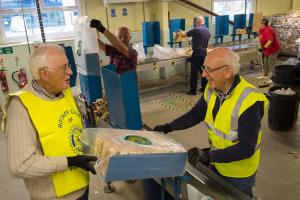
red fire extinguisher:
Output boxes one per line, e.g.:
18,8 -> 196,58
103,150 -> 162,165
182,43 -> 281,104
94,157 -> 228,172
12,57 -> 28,89
0,58 -> 9,93
12,68 -> 28,89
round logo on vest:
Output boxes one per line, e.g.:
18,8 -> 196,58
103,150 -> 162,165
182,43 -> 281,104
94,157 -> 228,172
69,124 -> 83,153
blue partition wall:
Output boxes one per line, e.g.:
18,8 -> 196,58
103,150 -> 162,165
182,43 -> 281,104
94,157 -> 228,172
102,65 -> 142,130
232,14 -> 247,34
232,14 -> 246,41
248,13 -> 254,31
247,13 -> 257,38
215,15 -> 229,44
142,21 -> 160,54
169,18 -> 185,47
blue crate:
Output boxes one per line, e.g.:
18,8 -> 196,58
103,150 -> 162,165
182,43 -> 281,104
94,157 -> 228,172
103,153 -> 188,182
101,64 -> 142,130
79,73 -> 102,103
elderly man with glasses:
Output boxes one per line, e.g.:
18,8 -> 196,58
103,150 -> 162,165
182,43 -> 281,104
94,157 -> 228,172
3,44 -> 97,200
154,47 -> 268,198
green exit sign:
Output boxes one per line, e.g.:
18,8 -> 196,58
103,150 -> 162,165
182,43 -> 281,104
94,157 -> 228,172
0,47 -> 13,54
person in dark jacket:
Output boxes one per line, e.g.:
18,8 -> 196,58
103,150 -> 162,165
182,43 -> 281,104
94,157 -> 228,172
176,16 -> 210,95
154,47 -> 268,198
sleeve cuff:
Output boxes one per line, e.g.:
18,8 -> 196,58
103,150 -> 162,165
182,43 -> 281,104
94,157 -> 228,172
55,156 -> 68,172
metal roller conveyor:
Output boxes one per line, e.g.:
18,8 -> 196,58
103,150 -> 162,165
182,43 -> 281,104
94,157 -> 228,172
137,56 -> 190,73
182,163 -> 252,200
136,40 -> 259,74
156,158 -> 252,200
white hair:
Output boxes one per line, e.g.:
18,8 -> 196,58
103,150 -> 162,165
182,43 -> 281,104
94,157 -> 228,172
223,50 -> 240,75
197,16 -> 205,25
28,44 -> 65,80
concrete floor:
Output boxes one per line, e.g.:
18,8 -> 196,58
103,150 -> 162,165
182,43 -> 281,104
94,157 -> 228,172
1,69 -> 300,200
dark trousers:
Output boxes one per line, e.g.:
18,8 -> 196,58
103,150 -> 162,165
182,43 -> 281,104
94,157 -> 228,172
190,52 -> 207,93
209,165 -> 256,198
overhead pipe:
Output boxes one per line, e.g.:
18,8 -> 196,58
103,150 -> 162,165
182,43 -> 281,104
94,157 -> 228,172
179,0 -> 234,25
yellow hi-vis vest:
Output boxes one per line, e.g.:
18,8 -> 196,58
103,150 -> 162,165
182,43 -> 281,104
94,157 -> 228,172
203,77 -> 268,178
12,88 -> 89,197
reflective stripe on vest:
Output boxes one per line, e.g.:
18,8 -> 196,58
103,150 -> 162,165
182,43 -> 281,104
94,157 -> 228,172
206,123 -> 238,141
13,89 -> 89,197
210,140 -> 261,151
206,87 -> 258,142
230,87 -> 257,131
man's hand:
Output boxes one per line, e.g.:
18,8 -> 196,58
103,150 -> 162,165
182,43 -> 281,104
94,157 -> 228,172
67,155 -> 98,174
258,47 -> 263,53
153,124 -> 172,134
188,147 -> 209,167
174,32 -> 181,42
90,19 -> 106,33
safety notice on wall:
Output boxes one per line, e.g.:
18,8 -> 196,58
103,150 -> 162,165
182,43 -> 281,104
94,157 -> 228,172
0,47 -> 13,54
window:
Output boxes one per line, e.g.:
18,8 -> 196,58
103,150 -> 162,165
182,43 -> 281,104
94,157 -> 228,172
213,0 -> 252,20
0,0 -> 81,43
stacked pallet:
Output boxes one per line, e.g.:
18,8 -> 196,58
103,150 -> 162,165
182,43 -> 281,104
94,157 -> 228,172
271,10 -> 300,56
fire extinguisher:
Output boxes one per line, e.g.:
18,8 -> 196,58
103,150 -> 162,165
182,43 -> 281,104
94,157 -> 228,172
0,58 -> 9,93
12,68 -> 28,89
12,57 -> 28,89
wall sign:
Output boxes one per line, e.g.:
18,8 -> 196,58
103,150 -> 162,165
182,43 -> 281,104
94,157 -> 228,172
122,8 -> 128,16
111,8 -> 116,17
0,47 -> 13,54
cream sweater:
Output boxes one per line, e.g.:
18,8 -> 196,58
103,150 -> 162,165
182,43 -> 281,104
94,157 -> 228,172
5,84 -> 86,200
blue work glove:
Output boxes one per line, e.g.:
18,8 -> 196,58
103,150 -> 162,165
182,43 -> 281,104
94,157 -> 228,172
153,124 -> 172,134
90,19 -> 106,33
188,147 -> 209,167
67,155 -> 98,174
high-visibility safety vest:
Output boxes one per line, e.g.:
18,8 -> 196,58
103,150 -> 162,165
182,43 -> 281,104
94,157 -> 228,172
203,77 -> 268,178
11,88 -> 88,197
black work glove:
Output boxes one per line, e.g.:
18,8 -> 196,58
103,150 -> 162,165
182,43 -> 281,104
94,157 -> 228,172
90,19 -> 106,33
153,124 -> 172,134
258,47 -> 265,53
188,147 -> 209,167
67,155 -> 98,174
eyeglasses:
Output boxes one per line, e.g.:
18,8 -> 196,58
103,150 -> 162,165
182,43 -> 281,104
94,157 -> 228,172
201,65 -> 227,73
44,63 -> 71,75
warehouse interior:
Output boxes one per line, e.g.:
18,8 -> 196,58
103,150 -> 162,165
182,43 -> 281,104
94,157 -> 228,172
0,0 -> 300,200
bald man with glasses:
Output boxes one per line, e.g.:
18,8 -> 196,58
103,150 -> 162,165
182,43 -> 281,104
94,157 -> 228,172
176,16 -> 210,95
154,48 -> 268,198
